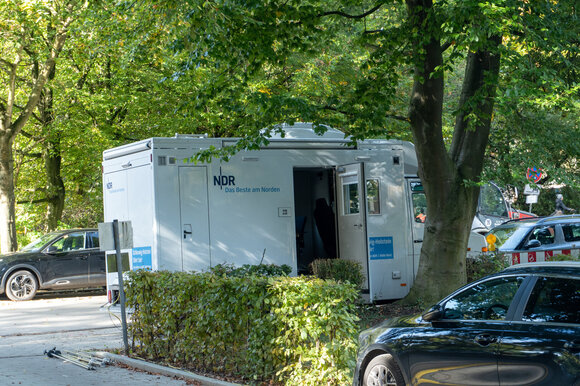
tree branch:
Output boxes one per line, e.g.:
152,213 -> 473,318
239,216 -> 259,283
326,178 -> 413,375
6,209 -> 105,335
19,130 -> 34,139
18,197 -> 51,205
10,12 -> 75,136
0,58 -> 15,72
450,35 -> 502,180
386,113 -> 411,123
322,105 -> 353,116
363,29 -> 384,35
4,50 -> 21,131
320,4 -> 383,19
16,151 -> 42,158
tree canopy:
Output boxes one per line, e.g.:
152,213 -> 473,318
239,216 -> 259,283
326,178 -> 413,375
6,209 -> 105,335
114,0 -> 578,302
0,1 -> 578,302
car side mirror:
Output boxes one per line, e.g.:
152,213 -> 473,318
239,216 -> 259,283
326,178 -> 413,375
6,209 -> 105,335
45,246 -> 58,254
525,239 -> 542,249
422,305 -> 443,322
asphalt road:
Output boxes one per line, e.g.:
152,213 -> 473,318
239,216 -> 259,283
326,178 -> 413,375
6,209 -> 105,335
0,291 -> 191,386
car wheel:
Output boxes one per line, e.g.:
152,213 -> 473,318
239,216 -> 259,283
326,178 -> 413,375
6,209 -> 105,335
5,270 -> 38,301
363,354 -> 405,386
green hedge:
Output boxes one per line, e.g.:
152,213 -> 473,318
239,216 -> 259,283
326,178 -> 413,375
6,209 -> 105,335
467,252 -> 579,283
466,252 -> 510,282
550,253 -> 580,262
309,258 -> 364,289
125,270 -> 359,385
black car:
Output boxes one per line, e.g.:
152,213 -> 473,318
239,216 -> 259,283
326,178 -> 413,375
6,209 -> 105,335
354,262 -> 580,385
0,229 -> 105,301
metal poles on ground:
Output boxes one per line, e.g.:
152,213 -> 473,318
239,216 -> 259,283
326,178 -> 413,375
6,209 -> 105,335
44,347 -> 111,370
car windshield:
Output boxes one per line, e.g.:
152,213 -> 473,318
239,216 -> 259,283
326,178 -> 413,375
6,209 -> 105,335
19,232 -> 63,252
488,222 -> 534,250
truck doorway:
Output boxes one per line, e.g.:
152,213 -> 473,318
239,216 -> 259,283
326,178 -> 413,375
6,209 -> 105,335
293,168 -> 337,274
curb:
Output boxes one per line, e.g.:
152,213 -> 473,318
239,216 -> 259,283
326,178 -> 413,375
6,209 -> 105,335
93,351 -> 243,386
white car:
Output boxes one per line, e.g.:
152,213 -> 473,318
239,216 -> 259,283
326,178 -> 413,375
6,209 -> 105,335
486,215 -> 580,265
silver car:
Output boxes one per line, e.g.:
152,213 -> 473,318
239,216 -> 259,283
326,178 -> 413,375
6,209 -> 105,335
486,215 -> 580,264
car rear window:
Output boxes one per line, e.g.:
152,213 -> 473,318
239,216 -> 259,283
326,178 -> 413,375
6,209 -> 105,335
522,277 -> 580,324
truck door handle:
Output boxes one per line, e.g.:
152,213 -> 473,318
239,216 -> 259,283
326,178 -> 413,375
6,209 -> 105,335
474,334 -> 497,346
183,224 -> 192,239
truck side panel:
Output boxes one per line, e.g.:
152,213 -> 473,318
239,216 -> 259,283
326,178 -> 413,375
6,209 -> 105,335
103,154 -> 155,288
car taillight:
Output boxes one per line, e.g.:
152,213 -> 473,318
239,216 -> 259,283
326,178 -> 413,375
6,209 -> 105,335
107,289 -> 112,303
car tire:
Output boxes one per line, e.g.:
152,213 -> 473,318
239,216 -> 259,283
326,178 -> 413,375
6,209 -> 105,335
363,354 -> 405,386
5,270 -> 38,301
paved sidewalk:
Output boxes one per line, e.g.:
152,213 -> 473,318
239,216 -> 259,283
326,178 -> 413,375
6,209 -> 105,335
96,352 -> 243,386
0,294 -> 242,385
0,294 -> 119,336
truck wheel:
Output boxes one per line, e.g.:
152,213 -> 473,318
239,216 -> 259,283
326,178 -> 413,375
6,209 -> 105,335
5,270 -> 38,301
363,354 -> 405,386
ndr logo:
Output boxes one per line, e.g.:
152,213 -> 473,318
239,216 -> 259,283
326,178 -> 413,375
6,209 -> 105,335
213,167 -> 235,189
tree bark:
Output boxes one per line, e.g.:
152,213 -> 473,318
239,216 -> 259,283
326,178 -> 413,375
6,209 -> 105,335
44,133 -> 65,231
38,83 -> 66,231
0,137 -> 17,252
404,0 -> 502,304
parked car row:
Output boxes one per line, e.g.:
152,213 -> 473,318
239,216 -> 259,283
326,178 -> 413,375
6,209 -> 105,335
0,229 -> 105,301
354,262 -> 580,385
486,214 -> 580,264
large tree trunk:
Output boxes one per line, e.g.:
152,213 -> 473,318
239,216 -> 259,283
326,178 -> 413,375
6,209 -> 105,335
44,134 -> 65,231
38,84 -> 65,231
404,0 -> 501,304
34,55 -> 66,231
0,137 -> 17,253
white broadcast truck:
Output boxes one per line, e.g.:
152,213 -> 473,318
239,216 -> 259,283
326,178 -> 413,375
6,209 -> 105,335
102,123 -> 428,303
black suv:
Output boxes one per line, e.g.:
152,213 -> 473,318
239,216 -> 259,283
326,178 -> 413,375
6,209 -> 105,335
354,262 -> 580,385
0,229 -> 105,301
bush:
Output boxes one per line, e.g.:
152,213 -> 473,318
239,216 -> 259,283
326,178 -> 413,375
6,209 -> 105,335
466,253 -> 510,282
309,258 -> 364,289
209,263 -> 292,277
269,277 -> 359,385
550,253 -> 580,262
467,252 -> 579,283
125,269 -> 359,385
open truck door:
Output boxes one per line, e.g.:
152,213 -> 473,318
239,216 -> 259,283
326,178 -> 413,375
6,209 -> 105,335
407,179 -> 425,277
336,163 -> 369,290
